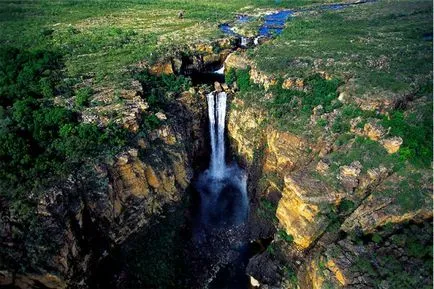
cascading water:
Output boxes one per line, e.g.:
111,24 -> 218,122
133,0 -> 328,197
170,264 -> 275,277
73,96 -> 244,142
206,91 -> 227,179
206,93 -> 218,177
208,91 -> 227,179
192,89 -> 250,288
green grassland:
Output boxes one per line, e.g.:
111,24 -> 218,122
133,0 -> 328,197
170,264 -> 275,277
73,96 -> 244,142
253,0 -> 433,98
1,0 -> 337,87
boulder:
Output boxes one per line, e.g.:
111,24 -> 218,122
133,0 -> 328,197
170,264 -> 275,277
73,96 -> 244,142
316,160 -> 330,175
149,61 -> 174,75
214,81 -> 223,92
380,136 -> 403,154
363,119 -> 386,141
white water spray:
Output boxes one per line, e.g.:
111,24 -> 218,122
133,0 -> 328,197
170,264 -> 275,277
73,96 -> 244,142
207,91 -> 227,179
240,37 -> 248,47
214,64 -> 225,74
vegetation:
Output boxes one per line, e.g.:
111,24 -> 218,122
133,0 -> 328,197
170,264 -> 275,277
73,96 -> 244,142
135,70 -> 191,110
258,198 -> 278,223
75,87 -> 93,107
0,0 -> 341,88
278,229 -> 294,244
235,67 -> 252,92
0,47 -> 126,197
265,75 -> 341,133
283,266 -> 298,288
0,46 -> 128,271
254,0 -> 433,98
350,221 -> 433,289
120,203 -> 190,289
381,107 -> 432,167
225,67 -> 237,84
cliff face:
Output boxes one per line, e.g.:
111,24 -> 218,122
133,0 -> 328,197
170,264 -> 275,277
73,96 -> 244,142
0,86 -> 207,288
226,59 -> 433,289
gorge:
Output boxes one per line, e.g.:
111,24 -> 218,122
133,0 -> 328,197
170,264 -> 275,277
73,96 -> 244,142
0,0 -> 432,289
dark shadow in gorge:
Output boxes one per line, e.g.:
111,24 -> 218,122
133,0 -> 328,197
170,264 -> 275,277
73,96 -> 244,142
88,198 -> 195,289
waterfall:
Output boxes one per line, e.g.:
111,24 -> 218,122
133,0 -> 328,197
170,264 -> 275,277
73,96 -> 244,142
216,92 -> 227,178
206,92 -> 217,176
206,91 -> 227,179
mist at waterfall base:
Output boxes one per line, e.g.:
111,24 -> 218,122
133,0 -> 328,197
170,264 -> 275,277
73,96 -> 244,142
196,91 -> 248,229
192,91 -> 250,288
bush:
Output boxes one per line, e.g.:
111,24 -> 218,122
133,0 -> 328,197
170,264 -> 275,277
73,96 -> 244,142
381,107 -> 432,168
278,229 -> 294,244
329,136 -> 401,173
303,74 -> 341,113
235,67 -> 251,92
338,199 -> 355,214
317,118 -> 328,127
0,47 -> 63,106
143,114 -> 161,130
134,70 -> 191,110
225,67 -> 236,84
331,116 -> 350,133
75,87 -> 93,107
0,47 -> 128,197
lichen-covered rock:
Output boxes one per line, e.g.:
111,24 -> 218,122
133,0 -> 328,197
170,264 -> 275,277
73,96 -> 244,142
282,78 -> 304,90
316,160 -> 330,175
0,272 -> 66,289
82,94 -> 149,132
338,161 -> 362,192
250,65 -> 277,90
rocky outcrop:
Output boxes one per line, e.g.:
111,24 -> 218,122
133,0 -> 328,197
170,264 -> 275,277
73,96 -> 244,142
300,219 -> 433,289
228,99 -> 266,163
224,52 -> 277,90
342,170 -> 433,233
0,272 -> 66,289
276,171 -> 343,249
380,136 -> 403,154
107,148 -> 190,243
0,87 -> 207,289
149,38 -> 238,76
226,75 -> 432,289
